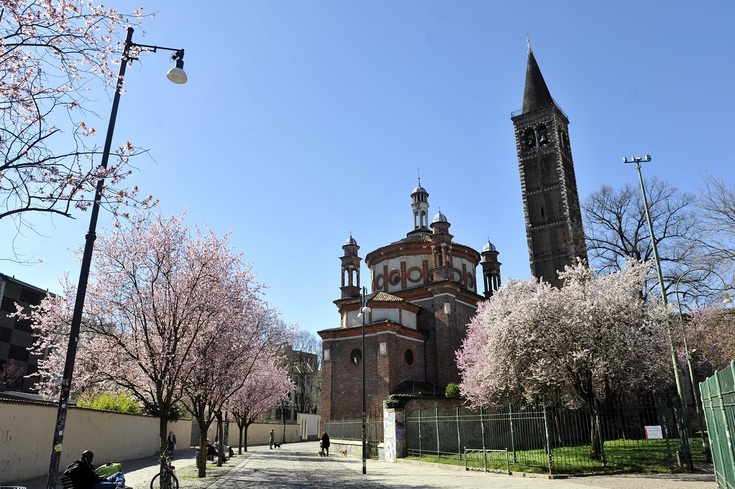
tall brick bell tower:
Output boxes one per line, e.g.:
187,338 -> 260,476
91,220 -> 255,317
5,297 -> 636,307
511,45 -> 587,287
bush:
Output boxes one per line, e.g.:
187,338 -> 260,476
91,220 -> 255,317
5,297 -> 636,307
77,391 -> 141,414
445,383 -> 461,399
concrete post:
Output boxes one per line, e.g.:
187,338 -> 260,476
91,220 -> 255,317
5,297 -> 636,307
383,404 -> 406,462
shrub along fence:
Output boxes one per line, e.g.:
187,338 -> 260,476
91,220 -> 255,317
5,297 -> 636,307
405,396 -> 697,474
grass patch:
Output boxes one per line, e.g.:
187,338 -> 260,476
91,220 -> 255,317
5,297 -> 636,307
409,437 -> 705,475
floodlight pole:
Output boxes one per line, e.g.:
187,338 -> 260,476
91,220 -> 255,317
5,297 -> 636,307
624,154 -> 692,471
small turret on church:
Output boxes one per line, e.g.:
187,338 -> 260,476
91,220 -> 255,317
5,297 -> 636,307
430,211 -> 454,282
511,45 -> 587,288
481,239 -> 501,298
339,235 -> 361,299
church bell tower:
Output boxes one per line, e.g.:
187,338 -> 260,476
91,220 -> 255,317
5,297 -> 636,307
511,46 -> 587,287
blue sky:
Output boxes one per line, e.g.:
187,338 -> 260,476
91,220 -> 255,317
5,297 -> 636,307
2,1 -> 735,338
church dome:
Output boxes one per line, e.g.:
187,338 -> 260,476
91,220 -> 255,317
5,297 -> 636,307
432,211 -> 448,223
483,240 -> 496,252
344,235 -> 358,246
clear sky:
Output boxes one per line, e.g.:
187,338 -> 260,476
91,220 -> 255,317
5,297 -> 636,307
2,1 -> 735,338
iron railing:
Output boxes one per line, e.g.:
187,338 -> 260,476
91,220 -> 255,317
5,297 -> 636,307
324,417 -> 384,458
405,396 -> 689,474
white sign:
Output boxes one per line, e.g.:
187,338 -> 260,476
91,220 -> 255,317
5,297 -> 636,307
645,425 -> 663,439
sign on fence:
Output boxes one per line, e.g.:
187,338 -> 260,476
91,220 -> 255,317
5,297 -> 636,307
644,425 -> 663,439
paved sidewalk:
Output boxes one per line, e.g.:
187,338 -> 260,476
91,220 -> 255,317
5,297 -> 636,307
17,442 -> 716,489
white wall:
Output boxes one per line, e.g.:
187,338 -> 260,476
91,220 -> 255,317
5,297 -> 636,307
0,399 -> 191,484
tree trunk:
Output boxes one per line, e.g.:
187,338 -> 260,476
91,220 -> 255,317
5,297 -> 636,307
588,402 -> 604,461
195,412 -> 210,478
243,422 -> 250,452
158,412 -> 169,472
216,412 -> 224,467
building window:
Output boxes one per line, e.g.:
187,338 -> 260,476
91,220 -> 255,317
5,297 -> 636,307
350,348 -> 362,365
323,349 -> 330,362
8,344 -> 29,362
19,289 -> 41,305
379,342 -> 387,355
1,297 -> 15,313
405,349 -> 414,365
14,317 -> 32,332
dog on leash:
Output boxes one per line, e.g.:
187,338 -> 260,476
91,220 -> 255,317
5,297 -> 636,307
340,449 -> 347,457
317,451 -> 325,457
273,442 -> 281,449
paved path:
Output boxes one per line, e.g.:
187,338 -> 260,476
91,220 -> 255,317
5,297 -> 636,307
17,442 -> 717,489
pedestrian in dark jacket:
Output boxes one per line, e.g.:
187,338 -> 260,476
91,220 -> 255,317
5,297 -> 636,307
320,432 -> 330,456
167,431 -> 177,453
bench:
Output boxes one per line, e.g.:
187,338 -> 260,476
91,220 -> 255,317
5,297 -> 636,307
60,474 -> 74,489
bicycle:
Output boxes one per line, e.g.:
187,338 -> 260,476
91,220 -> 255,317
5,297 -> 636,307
150,451 -> 179,489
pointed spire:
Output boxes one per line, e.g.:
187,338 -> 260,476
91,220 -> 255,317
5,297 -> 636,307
522,46 -> 553,114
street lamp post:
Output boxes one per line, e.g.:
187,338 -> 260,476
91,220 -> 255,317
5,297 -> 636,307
623,154 -> 692,471
673,269 -> 731,463
46,27 -> 186,489
281,399 -> 287,444
357,286 -> 371,475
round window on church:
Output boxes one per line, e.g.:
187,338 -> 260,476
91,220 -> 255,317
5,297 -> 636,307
405,349 -> 414,365
350,348 -> 362,365
389,270 -> 401,285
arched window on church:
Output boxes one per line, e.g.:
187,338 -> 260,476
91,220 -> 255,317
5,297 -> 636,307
537,124 -> 548,146
350,348 -> 362,365
421,211 -> 427,227
525,128 -> 536,148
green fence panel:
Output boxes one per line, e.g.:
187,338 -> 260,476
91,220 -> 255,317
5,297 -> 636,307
700,361 -> 735,489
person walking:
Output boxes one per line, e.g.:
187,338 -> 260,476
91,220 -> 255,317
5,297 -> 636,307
269,429 -> 275,449
320,432 -> 330,457
166,431 -> 177,453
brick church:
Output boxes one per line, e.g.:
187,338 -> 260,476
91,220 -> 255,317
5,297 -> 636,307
318,47 -> 586,422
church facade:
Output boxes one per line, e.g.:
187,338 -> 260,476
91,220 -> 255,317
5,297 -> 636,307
318,47 -> 585,423
318,182 -> 500,420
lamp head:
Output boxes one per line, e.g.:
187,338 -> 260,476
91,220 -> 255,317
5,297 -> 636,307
167,50 -> 187,84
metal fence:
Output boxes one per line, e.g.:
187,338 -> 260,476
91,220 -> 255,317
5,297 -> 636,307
700,361 -> 735,489
324,417 -> 384,458
405,396 -> 690,474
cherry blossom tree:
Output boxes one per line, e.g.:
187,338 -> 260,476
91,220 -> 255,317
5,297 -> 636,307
683,306 -> 735,382
0,1 -> 151,241
29,210 -> 263,460
183,306 -> 291,476
457,261 -> 673,457
228,356 -> 292,454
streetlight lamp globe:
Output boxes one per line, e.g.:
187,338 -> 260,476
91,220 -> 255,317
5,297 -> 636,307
167,59 -> 187,84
